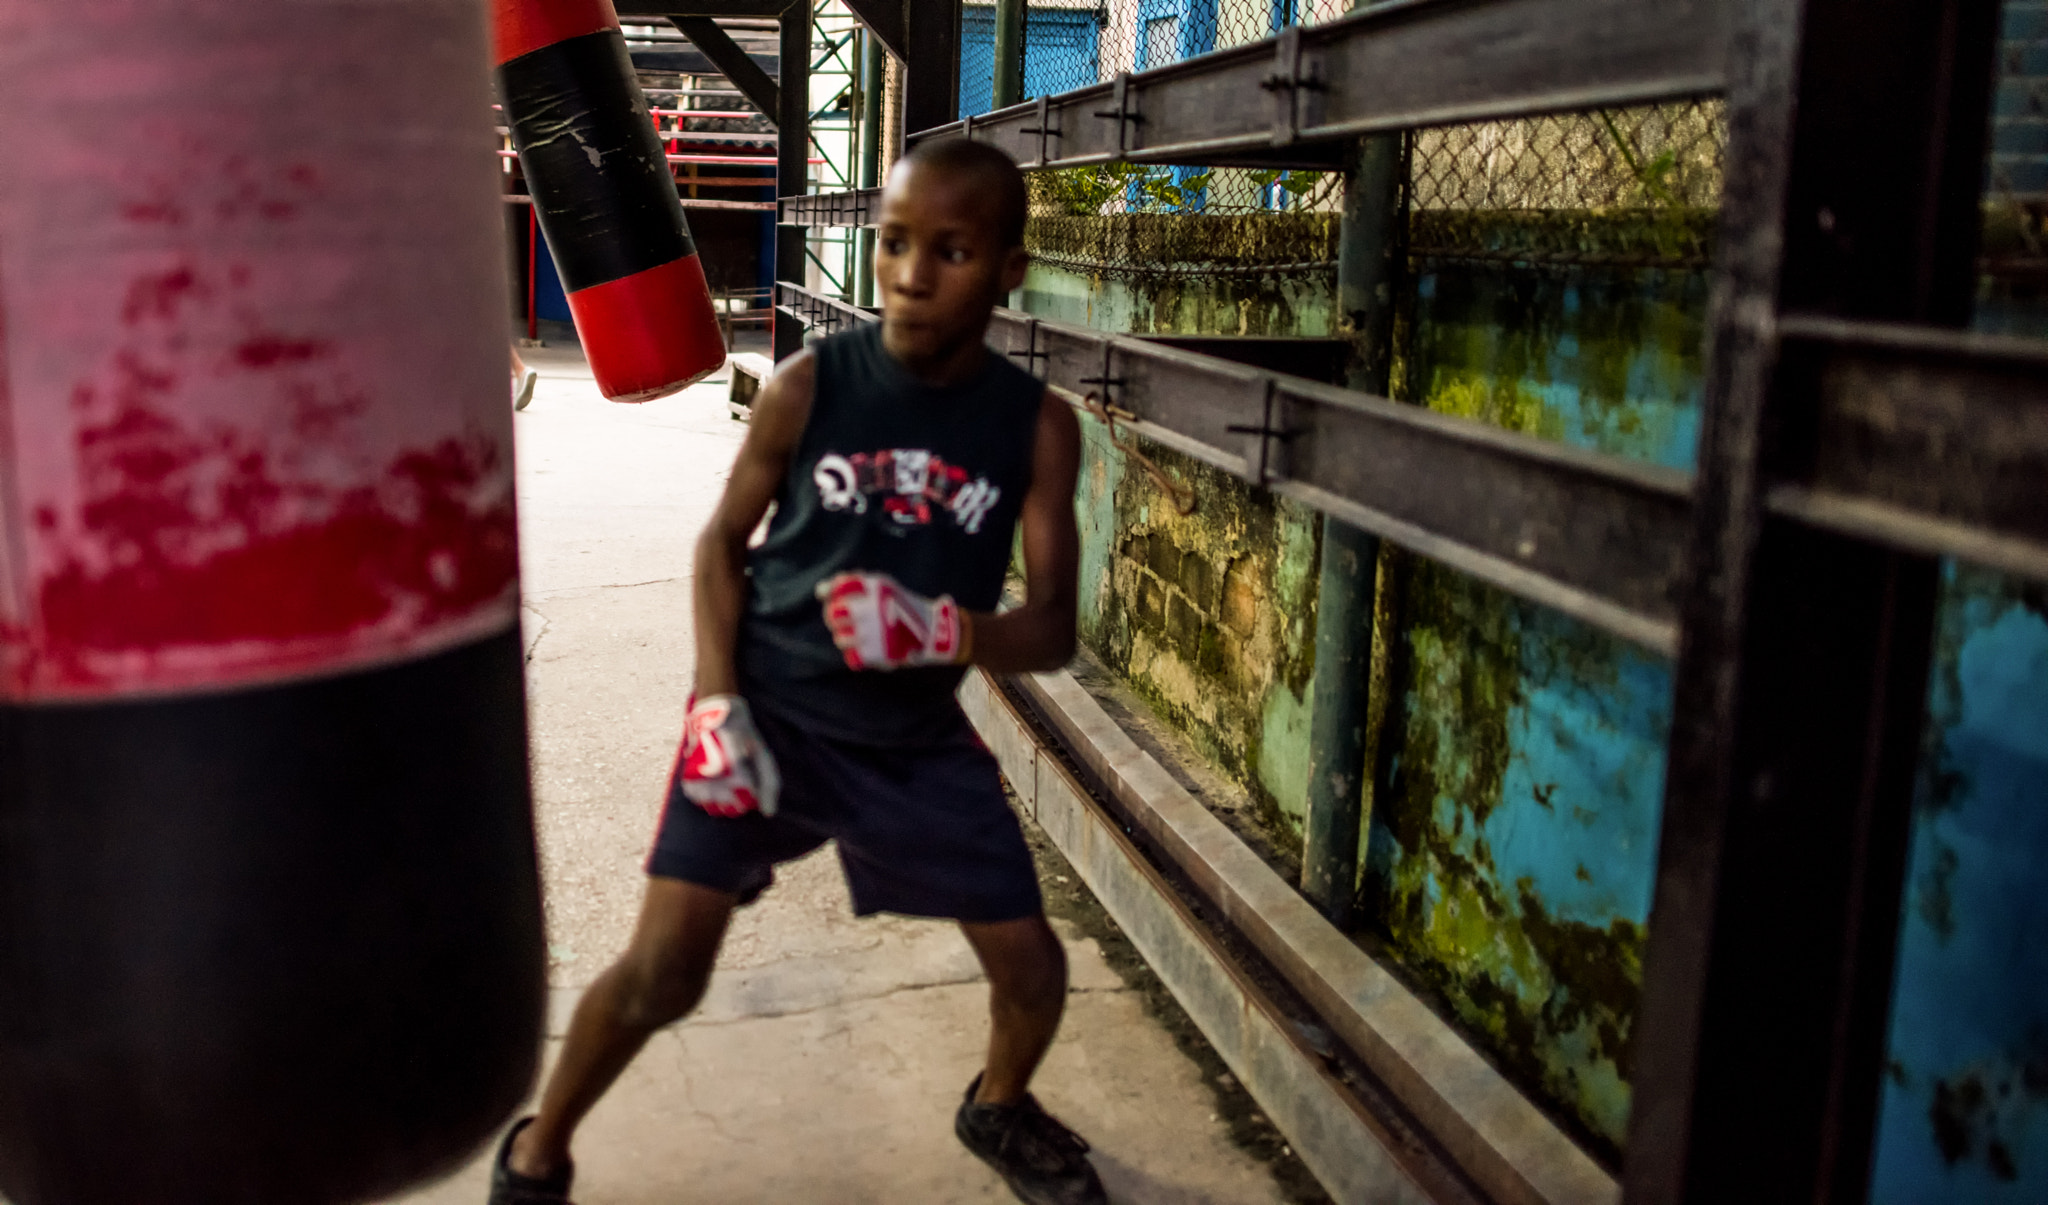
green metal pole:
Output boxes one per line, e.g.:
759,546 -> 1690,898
1302,133 -> 1404,927
992,0 -> 1025,110
856,29 -> 883,307
772,3 -> 812,360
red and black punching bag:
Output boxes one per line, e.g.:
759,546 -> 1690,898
494,0 -> 728,401
0,3 -> 544,1203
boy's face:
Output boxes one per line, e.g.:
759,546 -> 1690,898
874,161 -> 1028,369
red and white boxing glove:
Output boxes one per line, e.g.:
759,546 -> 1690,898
677,695 -> 781,817
815,571 -> 969,671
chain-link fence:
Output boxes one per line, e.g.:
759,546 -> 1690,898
1018,104 -> 1725,281
1409,101 -> 1724,270
986,0 -> 1728,281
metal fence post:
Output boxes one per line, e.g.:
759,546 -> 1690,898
903,0 -> 961,135
856,27 -> 884,307
773,1 -> 813,360
1622,0 -> 2000,1199
992,0 -> 1025,110
1302,133 -> 1404,926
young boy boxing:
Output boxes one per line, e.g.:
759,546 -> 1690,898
488,138 -> 1100,1205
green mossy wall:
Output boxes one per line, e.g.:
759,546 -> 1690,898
1025,226 -> 1712,1159
1359,260 -> 1707,1156
1045,257 -> 1330,831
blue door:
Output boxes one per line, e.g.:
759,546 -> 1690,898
1023,10 -> 1101,99
1133,0 -> 1214,210
1136,0 -> 1216,66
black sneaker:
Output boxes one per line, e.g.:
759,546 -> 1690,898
955,1075 -> 1108,1205
487,1117 -> 575,1205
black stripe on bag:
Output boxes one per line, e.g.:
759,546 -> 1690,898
0,631 -> 542,1203
499,29 -> 693,294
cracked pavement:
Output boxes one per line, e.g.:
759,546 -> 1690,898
388,340 -> 1292,1205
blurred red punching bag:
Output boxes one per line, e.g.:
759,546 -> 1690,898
0,3 -> 545,1203
495,0 -> 729,401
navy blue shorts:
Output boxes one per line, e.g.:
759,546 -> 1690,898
646,702 -> 1043,923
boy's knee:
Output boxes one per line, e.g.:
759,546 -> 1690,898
616,948 -> 713,1030
990,927 -> 1068,1007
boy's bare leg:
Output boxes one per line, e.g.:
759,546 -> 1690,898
961,914 -> 1070,1104
508,878 -> 738,1179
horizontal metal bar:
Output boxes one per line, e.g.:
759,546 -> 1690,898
776,281 -> 1692,652
911,0 -> 1727,170
778,187 -> 882,228
774,283 -> 875,335
1774,315 -> 2048,581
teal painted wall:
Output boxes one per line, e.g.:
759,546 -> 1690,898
1044,260 -> 1332,829
1028,217 -> 2048,1182
1361,260 -> 1705,1153
1870,567 -> 2048,1201
1028,246 -> 1706,1153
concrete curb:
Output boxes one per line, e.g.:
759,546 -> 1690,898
964,672 -> 1440,1205
965,668 -> 1620,1205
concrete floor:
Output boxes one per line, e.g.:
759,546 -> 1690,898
388,342 -> 1294,1204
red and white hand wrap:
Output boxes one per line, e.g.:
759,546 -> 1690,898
677,694 -> 781,817
815,571 -> 968,671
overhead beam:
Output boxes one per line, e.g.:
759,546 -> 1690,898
616,0 -> 796,16
670,17 -> 779,122
916,0 -> 1726,169
902,0 -> 961,135
839,0 -> 907,60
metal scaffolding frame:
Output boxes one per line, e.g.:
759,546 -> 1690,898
646,0 -> 2040,1199
769,1 -> 2043,1203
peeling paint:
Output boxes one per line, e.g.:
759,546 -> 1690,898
1030,193 -> 2047,1188
1043,256 -> 1329,837
1361,260 -> 1700,1152
1363,554 -> 1667,1155
1407,262 -> 1707,471
1870,566 -> 2048,1202
1035,246 -> 1698,1154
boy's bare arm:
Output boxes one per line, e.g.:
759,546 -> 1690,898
692,353 -> 816,697
965,392 -> 1081,674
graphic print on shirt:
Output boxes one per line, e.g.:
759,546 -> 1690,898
812,449 -> 1003,534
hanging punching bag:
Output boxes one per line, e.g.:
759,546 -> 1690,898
495,0 -> 729,402
0,3 -> 544,1203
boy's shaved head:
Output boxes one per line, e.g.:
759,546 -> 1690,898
894,138 -> 1028,249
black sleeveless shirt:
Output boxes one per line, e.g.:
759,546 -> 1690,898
737,323 -> 1044,744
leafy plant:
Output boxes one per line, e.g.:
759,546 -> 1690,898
1596,111 -> 1681,208
1244,168 -> 1327,208
1041,164 -> 1214,214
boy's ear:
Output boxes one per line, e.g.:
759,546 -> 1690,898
1000,246 -> 1029,294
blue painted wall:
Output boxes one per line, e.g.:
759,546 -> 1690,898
959,6 -> 1103,119
1361,259 -> 1704,1152
534,227 -> 571,324
1860,3 -> 2048,1196
1869,568 -> 2048,1201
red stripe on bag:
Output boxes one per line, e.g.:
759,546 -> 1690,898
0,1 -> 520,702
566,253 -> 728,402
491,0 -> 621,66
